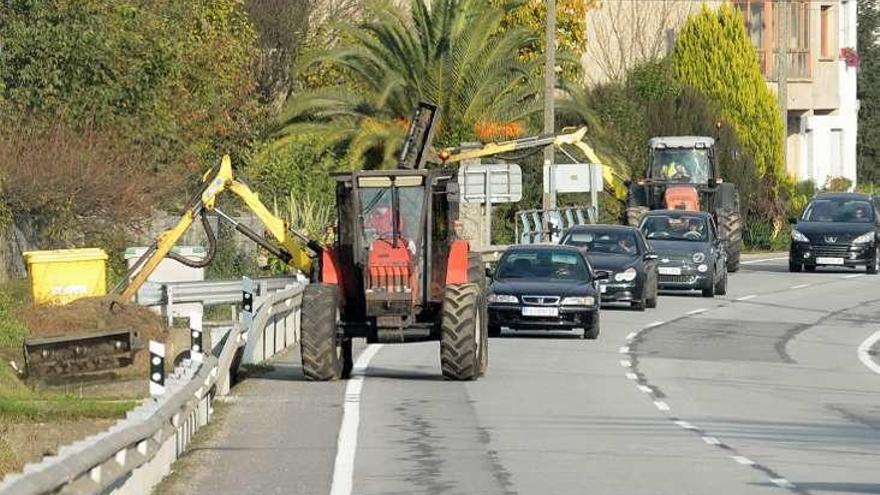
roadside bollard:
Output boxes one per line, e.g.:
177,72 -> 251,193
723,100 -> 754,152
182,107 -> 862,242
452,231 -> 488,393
242,276 -> 255,335
190,310 -> 204,363
149,341 -> 165,397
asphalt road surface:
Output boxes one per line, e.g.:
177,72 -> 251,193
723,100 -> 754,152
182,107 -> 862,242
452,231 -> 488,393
160,255 -> 880,495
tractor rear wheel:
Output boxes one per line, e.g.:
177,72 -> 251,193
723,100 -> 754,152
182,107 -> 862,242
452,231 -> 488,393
300,284 -> 344,381
440,284 -> 486,380
625,206 -> 649,227
717,208 -> 743,272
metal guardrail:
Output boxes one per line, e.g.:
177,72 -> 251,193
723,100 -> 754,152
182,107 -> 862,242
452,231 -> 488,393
0,280 -> 306,495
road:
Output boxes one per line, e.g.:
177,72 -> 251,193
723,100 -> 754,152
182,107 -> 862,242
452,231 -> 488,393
159,256 -> 880,495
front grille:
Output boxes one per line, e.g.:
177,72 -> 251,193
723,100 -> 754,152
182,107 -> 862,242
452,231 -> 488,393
521,295 -> 560,306
659,274 -> 698,284
809,244 -> 852,257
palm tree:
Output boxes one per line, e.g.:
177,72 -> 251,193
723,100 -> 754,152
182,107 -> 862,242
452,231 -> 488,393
275,0 -> 540,169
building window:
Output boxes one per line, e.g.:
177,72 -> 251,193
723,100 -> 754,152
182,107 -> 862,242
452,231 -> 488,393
820,5 -> 834,59
785,1 -> 810,78
735,1 -> 771,75
734,0 -> 811,79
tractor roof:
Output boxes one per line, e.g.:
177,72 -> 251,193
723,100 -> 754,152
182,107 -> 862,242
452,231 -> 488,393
649,136 -> 715,149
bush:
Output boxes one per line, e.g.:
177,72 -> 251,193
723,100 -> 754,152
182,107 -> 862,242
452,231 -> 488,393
823,176 -> 853,192
673,5 -> 786,198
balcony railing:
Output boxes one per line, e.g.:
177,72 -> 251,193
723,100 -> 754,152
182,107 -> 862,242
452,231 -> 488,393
757,49 -> 811,80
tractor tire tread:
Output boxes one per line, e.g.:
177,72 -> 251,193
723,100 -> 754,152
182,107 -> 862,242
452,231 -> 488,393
300,284 -> 342,381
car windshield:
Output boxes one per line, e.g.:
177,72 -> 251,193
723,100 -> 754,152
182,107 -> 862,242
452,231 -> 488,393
651,148 -> 710,183
563,230 -> 640,255
802,199 -> 874,223
360,186 -> 423,249
496,250 -> 590,281
640,215 -> 709,242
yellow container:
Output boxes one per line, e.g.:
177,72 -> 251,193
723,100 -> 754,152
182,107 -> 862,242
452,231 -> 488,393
23,248 -> 109,305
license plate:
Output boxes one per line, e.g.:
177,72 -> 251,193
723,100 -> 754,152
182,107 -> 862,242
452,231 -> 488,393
817,257 -> 844,265
659,266 -> 682,275
522,306 -> 559,317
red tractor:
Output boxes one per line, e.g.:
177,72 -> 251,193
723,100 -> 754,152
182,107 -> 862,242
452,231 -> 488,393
299,104 -> 489,381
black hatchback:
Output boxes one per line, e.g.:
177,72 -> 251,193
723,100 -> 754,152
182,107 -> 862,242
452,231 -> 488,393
789,192 -> 880,273
560,225 -> 659,311
487,245 -> 608,339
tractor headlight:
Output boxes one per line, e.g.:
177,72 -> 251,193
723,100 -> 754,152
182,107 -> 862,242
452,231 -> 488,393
853,232 -> 875,245
692,252 -> 706,264
488,294 -> 517,304
614,267 -> 638,282
791,229 -> 809,243
561,296 -> 595,306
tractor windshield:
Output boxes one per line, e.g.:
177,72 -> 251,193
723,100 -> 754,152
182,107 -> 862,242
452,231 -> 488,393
360,185 -> 424,252
651,148 -> 710,183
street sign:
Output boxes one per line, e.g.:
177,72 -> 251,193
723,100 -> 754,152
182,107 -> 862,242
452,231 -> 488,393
543,163 -> 603,194
458,163 -> 523,204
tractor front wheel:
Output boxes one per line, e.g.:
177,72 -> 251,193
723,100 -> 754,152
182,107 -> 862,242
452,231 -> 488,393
300,284 -> 345,381
440,284 -> 486,380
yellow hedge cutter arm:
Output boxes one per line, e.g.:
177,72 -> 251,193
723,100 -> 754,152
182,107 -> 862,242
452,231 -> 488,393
434,127 -> 628,200
116,155 -> 320,300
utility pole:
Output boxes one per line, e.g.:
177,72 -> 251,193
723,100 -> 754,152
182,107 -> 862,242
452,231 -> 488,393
776,0 -> 789,166
543,0 -> 557,212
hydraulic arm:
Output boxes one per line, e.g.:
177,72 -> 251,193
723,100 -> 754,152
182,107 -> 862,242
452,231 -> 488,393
116,155 -> 321,300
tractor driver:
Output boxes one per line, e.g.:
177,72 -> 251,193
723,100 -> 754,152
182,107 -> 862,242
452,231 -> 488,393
366,206 -> 417,254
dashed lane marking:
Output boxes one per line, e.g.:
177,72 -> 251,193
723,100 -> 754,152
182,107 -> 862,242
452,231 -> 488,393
330,344 -> 383,495
736,295 -> 757,301
674,420 -> 697,430
686,308 -> 708,315
857,330 -> 880,375
702,436 -> 721,446
731,456 -> 755,466
771,479 -> 797,490
637,385 -> 653,394
653,400 -> 670,411
619,359 -> 632,368
625,372 -> 638,380
626,332 -> 638,341
844,273 -> 865,279
619,346 -> 630,354
790,284 -> 809,289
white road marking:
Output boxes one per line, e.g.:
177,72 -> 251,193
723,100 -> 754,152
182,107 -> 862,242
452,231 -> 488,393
674,420 -> 697,430
741,256 -> 788,265
857,330 -> 880,375
619,359 -> 632,368
844,273 -> 864,279
771,478 -> 796,490
619,346 -> 630,354
686,308 -> 708,315
790,284 -> 809,289
731,455 -> 755,466
625,372 -> 638,380
626,332 -> 638,341
637,385 -> 653,394
330,344 -> 383,495
702,436 -> 721,445
645,321 -> 666,329
653,400 -> 670,411
736,295 -> 757,301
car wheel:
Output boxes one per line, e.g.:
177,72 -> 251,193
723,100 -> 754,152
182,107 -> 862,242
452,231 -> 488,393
868,249 -> 879,275
789,260 -> 802,272
582,312 -> 600,340
804,264 -> 817,272
701,271 -> 716,298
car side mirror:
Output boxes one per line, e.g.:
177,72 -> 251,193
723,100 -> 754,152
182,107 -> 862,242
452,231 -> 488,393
788,216 -> 798,224
644,252 -> 658,261
594,270 -> 611,281
485,266 -> 495,279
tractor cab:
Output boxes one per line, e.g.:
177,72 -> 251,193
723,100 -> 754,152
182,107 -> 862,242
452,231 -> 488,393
646,136 -> 717,212
330,168 -> 460,343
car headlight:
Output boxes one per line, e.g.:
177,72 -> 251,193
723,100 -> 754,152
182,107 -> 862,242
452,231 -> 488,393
561,296 -> 596,306
692,252 -> 706,263
852,232 -> 875,245
697,264 -> 708,273
791,229 -> 809,243
488,294 -> 517,303
614,267 -> 638,282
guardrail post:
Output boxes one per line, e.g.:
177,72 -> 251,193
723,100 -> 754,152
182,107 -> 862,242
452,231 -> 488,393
190,310 -> 203,363
165,285 -> 175,327
149,341 -> 165,397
